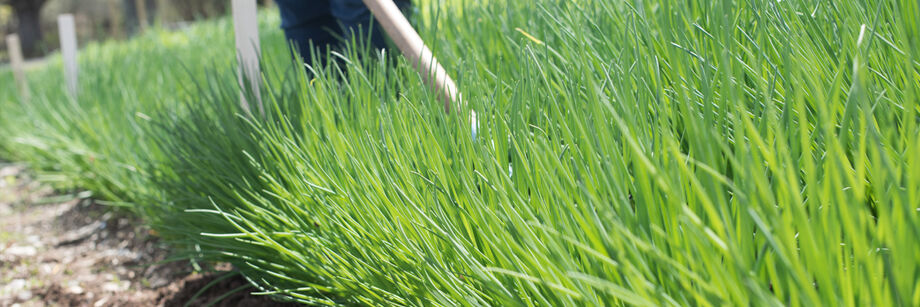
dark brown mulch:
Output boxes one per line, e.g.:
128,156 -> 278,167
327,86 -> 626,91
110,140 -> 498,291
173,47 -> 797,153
0,164 -> 300,306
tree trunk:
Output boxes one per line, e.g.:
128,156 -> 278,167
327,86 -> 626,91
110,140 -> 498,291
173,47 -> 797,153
11,0 -> 46,58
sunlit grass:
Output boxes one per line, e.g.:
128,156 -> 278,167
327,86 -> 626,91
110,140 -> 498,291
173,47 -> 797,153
2,0 -> 919,305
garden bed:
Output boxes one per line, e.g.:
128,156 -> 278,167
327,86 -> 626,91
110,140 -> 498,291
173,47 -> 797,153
0,164 -> 293,306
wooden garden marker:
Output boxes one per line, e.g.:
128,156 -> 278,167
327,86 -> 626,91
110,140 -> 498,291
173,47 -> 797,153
362,0 -> 461,112
231,0 -> 263,115
58,14 -> 79,97
6,34 -> 29,102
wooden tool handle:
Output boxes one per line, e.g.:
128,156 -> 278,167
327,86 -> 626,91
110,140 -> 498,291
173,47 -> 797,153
362,0 -> 461,112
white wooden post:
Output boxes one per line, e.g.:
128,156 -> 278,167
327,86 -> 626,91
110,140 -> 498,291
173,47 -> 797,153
232,0 -> 263,115
58,14 -> 79,97
156,0 -> 170,25
108,0 -> 122,38
6,34 -> 29,102
135,0 -> 149,33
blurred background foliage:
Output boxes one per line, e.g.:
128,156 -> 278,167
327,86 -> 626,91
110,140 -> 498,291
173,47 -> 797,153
0,0 -> 273,61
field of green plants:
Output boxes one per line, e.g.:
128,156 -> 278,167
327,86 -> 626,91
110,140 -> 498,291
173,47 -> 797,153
2,0 -> 919,305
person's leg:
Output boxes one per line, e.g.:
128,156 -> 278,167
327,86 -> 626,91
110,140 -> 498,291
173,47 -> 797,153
330,0 -> 412,51
274,0 -> 339,64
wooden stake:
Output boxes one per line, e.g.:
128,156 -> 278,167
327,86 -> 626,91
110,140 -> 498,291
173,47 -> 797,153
6,34 -> 29,102
135,0 -> 148,33
108,0 -> 122,38
58,14 -> 79,97
156,0 -> 170,25
231,0 -> 263,115
362,0 -> 461,112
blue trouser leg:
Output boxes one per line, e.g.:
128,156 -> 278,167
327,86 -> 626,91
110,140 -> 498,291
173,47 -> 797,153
277,0 -> 413,63
274,0 -> 337,63
330,0 -> 386,50
330,0 -> 412,50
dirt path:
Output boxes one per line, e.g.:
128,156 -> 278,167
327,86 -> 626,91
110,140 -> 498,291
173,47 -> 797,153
0,163 -> 297,306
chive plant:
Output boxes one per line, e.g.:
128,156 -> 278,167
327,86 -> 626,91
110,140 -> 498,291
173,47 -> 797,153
1,0 -> 918,306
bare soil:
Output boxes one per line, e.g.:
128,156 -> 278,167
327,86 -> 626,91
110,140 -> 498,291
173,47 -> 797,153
0,163 -> 299,306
